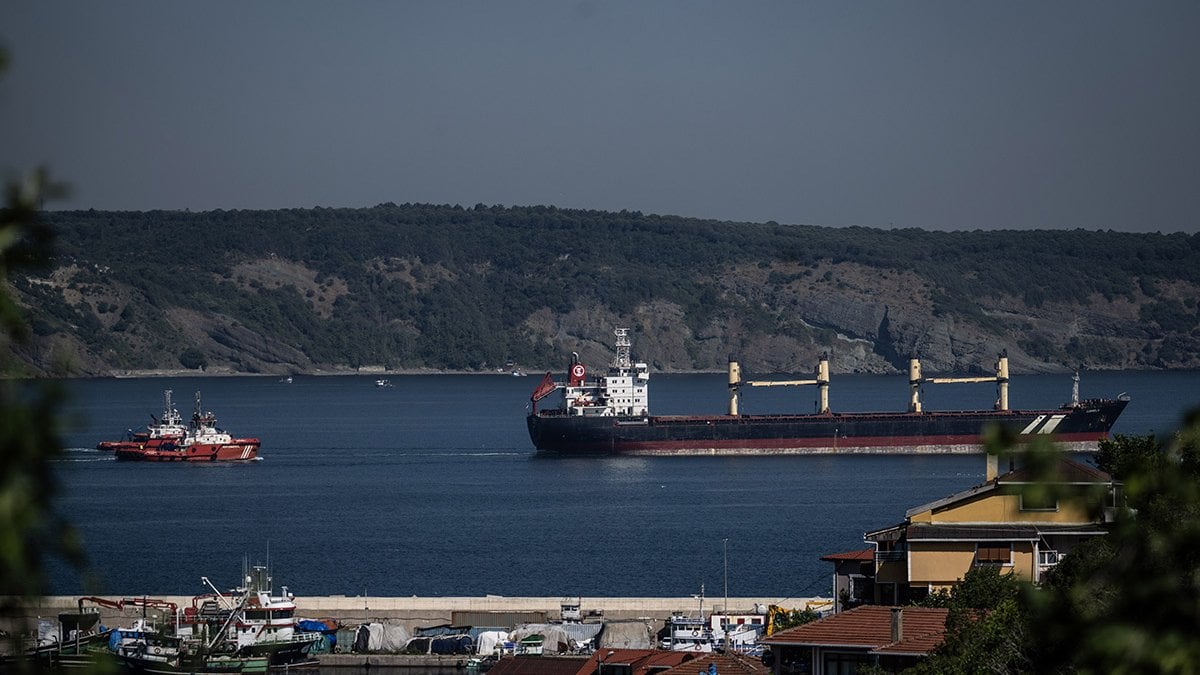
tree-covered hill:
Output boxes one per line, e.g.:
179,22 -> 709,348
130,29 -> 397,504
8,203 -> 1200,377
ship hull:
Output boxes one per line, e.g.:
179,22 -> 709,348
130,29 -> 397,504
527,400 -> 1128,455
113,440 -> 260,462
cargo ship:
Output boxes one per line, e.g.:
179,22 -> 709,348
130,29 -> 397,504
526,328 -> 1128,455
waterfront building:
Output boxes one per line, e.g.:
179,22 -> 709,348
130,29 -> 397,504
864,454 -> 1119,604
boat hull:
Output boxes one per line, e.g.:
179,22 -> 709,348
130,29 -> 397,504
527,400 -> 1128,455
114,440 -> 261,462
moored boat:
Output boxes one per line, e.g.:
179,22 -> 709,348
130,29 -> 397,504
527,328 -> 1129,455
114,391 -> 260,462
185,565 -> 323,667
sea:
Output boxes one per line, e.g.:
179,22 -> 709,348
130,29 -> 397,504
42,369 -> 1199,601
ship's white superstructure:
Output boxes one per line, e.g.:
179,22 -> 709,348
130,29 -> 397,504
559,328 -> 649,417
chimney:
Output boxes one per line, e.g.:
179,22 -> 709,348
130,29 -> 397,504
986,452 -> 999,482
890,607 -> 903,643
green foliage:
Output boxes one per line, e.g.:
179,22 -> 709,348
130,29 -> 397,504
10,204 -> 1193,374
911,565 -> 1031,674
909,424 -> 1200,673
914,597 -> 1031,675
0,160 -> 89,669
1026,418 -> 1200,673
178,346 -> 207,370
1139,299 -> 1198,336
770,607 -> 821,634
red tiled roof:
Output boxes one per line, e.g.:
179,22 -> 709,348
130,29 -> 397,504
820,547 -> 874,562
761,606 -> 948,656
574,649 -> 699,675
489,655 -> 589,675
998,457 -> 1112,484
654,651 -> 769,675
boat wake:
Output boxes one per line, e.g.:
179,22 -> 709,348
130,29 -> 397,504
57,448 -> 115,462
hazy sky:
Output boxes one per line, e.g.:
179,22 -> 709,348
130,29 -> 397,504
1,2 -> 1197,232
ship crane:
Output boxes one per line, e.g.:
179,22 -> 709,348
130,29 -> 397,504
908,352 -> 1010,413
727,355 -> 831,416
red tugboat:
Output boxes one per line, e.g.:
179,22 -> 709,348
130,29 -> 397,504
96,389 -> 188,452
114,391 -> 260,462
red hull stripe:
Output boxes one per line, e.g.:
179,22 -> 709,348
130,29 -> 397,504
571,432 -> 1109,452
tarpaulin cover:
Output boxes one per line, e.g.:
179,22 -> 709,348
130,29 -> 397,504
380,622 -> 411,652
353,625 -> 370,653
351,622 -> 411,652
597,621 -> 656,650
431,635 -> 473,654
297,619 -> 336,634
474,630 -> 510,656
507,625 -> 572,654
417,625 -> 466,637
404,637 -> 431,654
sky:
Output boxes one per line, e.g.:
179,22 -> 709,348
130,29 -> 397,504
1,2 -> 1197,233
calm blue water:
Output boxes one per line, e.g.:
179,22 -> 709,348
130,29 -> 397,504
44,369 -> 1199,599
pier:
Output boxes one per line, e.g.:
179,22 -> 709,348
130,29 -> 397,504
10,594 -> 827,628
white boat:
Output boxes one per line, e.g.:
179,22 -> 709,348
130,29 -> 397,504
188,565 -> 323,666
664,613 -> 717,652
375,379 -> 393,388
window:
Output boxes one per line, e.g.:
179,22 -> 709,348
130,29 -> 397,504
975,543 -> 1012,565
1020,492 -> 1059,511
848,575 -> 873,602
823,650 -> 872,675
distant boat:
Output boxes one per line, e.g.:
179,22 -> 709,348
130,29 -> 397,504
511,370 -> 527,377
375,379 -> 393,388
279,376 -> 293,384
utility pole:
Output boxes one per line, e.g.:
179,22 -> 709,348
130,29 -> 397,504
723,538 -> 730,653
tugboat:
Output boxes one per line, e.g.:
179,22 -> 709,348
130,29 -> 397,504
96,389 -> 188,451
527,328 -> 1129,455
114,392 -> 260,462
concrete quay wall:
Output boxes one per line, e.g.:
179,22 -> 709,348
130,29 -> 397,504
10,595 -> 831,630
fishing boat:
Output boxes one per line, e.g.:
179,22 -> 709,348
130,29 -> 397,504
114,392 -> 260,462
185,565 -> 323,667
527,328 -> 1128,455
96,389 -> 188,451
661,587 -> 718,653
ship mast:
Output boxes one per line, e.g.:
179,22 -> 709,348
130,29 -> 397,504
613,328 -> 632,373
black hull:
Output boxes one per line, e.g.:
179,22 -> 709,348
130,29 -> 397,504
527,399 -> 1128,455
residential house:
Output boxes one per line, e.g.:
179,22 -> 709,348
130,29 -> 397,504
866,454 -> 1118,604
761,605 -> 949,674
819,548 -> 874,613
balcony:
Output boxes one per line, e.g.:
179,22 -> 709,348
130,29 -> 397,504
874,550 -> 906,564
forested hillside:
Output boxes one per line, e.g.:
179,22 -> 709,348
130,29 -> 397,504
8,203 -> 1200,377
